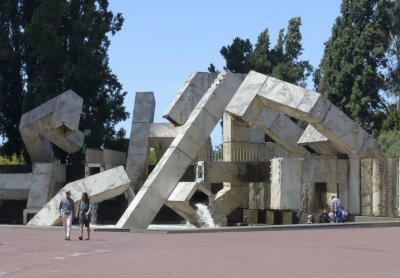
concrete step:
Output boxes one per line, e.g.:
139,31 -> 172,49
349,215 -> 400,222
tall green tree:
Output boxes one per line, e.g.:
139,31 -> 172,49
220,37 -> 253,73
0,0 -> 128,163
0,0 -> 25,156
248,17 -> 313,86
382,0 -> 400,110
314,0 -> 391,132
218,17 -> 312,86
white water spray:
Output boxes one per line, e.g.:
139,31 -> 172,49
195,203 -> 217,228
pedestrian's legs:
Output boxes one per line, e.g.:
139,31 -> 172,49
62,213 -> 68,237
87,225 -> 90,240
80,224 -> 83,237
66,214 -> 72,238
333,211 -> 338,223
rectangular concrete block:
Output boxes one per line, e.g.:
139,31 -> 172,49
51,90 -> 83,135
212,184 -> 249,217
19,90 -> 84,162
282,211 -> 294,224
256,109 -> 308,158
223,112 -> 249,143
27,166 -> 130,226
243,209 -> 258,223
132,92 -> 155,123
302,157 -> 336,183
128,123 -> 151,155
349,158 -> 361,215
266,210 -> 275,225
361,158 -> 373,216
163,72 -> 218,126
270,158 -> 302,210
0,173 -> 32,200
226,71 -> 269,126
249,182 -> 270,210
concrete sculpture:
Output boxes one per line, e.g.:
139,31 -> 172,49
27,166 -> 130,226
19,90 -> 84,162
116,71 -> 246,228
3,69 -> 398,227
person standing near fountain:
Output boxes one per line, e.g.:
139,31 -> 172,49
76,192 -> 92,240
58,190 -> 75,241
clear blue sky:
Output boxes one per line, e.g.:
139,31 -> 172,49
108,0 -> 342,145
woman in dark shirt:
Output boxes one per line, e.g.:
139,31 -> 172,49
76,192 -> 92,240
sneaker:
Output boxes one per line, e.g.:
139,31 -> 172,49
85,236 -> 90,240
79,236 -> 83,240
66,237 -> 70,241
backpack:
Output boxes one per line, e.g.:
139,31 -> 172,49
342,210 -> 348,221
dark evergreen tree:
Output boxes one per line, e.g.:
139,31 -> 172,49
382,0 -> 400,110
218,17 -> 312,86
208,63 -> 216,73
220,37 -> 253,73
0,0 -> 128,163
0,0 -> 25,156
314,0 -> 391,132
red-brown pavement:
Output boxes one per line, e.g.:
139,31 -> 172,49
0,226 -> 399,278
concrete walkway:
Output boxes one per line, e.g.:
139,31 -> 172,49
1,226 -> 400,278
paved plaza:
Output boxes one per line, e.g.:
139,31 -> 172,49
0,226 -> 399,278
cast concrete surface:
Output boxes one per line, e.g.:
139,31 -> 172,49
0,227 -> 399,278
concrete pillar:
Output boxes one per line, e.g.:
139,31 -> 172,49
282,211 -> 294,224
243,209 -> 258,223
270,158 -> 302,210
223,112 -> 249,162
360,158 -> 373,215
266,211 -> 275,225
126,92 -> 155,192
348,158 -> 361,215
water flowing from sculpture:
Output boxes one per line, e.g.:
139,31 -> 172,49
195,203 -> 217,228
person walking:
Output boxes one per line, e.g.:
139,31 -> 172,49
58,190 -> 75,240
76,192 -> 92,240
331,196 -> 341,223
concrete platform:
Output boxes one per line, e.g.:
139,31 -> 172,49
1,225 -> 400,278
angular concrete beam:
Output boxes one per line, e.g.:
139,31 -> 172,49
255,108 -> 309,157
148,123 -> 180,149
19,90 -> 84,162
27,166 -> 130,226
126,92 -> 155,191
226,71 -> 380,158
163,72 -> 218,126
116,71 -> 246,229
209,183 -> 249,217
166,181 -> 213,226
298,125 -> 340,156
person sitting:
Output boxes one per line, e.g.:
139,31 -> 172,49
307,214 -> 314,224
317,210 -> 330,223
340,207 -> 348,222
328,210 -> 334,223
